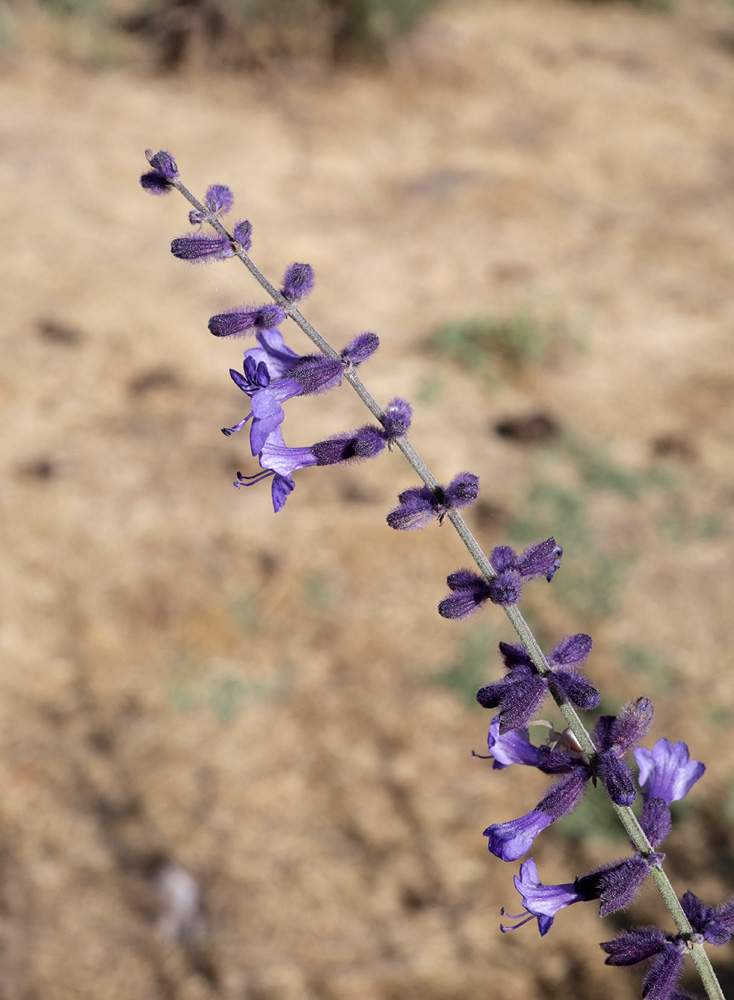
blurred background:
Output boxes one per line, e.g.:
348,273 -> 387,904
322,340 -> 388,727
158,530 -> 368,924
2,0 -> 734,997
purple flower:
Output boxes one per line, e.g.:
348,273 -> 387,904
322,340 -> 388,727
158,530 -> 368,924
597,750 -> 638,807
484,809 -> 555,863
381,398 -> 413,442
641,797 -> 672,849
438,569 -> 492,619
489,537 -> 563,602
233,220 -> 252,251
235,422 -> 388,512
189,184 -> 235,224
476,634 -> 598,733
171,232 -> 234,263
602,930 -> 687,1000
343,332 -> 379,364
477,538 -> 564,608
484,717 -> 581,773
596,697 -> 655,755
575,853 -> 659,917
601,893 -> 734,998
634,739 -> 705,806
680,891 -> 734,946
643,945 -> 686,1000
224,330 -> 342,453
387,472 -> 479,530
633,738 -> 704,846
209,304 -> 287,339
601,926 -> 670,966
223,330 -> 384,455
140,149 -> 179,194
281,263 -> 315,302
501,857 -> 592,936
438,541 -> 561,618
593,698 -> 654,806
477,664 -> 547,733
484,769 -> 589,861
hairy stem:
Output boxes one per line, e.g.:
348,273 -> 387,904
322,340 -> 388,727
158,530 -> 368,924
167,174 -> 726,1000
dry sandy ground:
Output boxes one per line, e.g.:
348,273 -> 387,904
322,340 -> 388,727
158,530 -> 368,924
2,1 -> 734,997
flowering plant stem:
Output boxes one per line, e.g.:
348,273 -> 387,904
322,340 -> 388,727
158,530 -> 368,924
168,174 -> 725,1000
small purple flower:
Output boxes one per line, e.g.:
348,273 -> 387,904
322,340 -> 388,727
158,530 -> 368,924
438,569 -> 492,619
387,472 -> 479,530
342,332 -> 379,364
140,149 -> 179,194
171,232 -> 234,263
484,769 -> 589,861
281,263 -> 315,302
476,634 -> 598,733
484,717 -> 581,773
484,809 -> 555,863
596,750 -> 638,807
235,422 -> 388,512
501,857 -> 592,936
209,304 -> 287,339
224,332 -> 339,453
381,398 -> 412,442
601,926 -> 670,966
593,698 -> 654,806
477,664 -> 547,733
634,739 -> 705,806
189,184 -> 235,224
633,738 -> 703,846
680,891 -> 734,946
223,330 -> 383,454
575,853 -> 659,917
643,945 -> 686,1000
311,425 -> 387,465
233,220 -> 252,251
640,797 -> 672,849
438,541 -> 561,618
487,538 -> 563,607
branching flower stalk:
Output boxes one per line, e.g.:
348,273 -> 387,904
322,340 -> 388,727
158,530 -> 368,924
141,150 -> 730,1000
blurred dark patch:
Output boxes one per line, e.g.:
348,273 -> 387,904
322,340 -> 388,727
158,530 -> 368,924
472,498 -> 506,531
37,317 -> 82,345
402,169 -> 485,199
650,433 -> 697,463
256,548 -> 280,580
401,885 -> 430,911
127,366 -> 180,396
339,480 -> 378,504
715,30 -> 734,57
573,0 -> 673,10
494,412 -> 559,444
494,261 -> 535,284
87,727 -> 115,754
122,0 -> 443,71
17,457 -> 56,480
